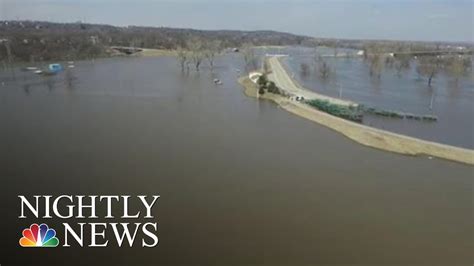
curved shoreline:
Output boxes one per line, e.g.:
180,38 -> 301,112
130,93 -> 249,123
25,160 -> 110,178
238,76 -> 474,165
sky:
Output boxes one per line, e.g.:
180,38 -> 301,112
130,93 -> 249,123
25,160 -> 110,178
0,0 -> 473,42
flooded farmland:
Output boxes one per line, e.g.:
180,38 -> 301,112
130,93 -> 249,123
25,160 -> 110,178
0,55 -> 472,265
269,46 -> 474,149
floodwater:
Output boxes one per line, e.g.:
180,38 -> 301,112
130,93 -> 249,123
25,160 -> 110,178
0,55 -> 472,265
265,46 -> 474,149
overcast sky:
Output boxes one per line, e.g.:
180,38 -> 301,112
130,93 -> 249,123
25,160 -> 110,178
1,0 -> 473,42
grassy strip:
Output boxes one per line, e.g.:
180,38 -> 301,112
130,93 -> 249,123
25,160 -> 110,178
363,106 -> 438,121
306,99 -> 363,123
363,107 -> 404,118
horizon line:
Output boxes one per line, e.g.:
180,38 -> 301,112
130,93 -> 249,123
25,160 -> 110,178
1,19 -> 472,45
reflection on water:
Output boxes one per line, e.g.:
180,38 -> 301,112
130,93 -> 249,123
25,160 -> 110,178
0,55 -> 472,265
1,67 -> 78,96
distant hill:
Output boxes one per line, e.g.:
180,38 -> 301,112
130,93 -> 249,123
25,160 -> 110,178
0,20 -> 471,63
0,20 -> 310,62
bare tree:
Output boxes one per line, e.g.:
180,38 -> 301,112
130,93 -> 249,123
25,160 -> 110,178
263,58 -> 270,74
300,63 -> 310,77
242,43 -> 257,70
394,54 -> 411,77
447,56 -> 467,84
318,59 -> 331,80
204,40 -> 221,70
188,38 -> 204,71
417,56 -> 441,87
0,39 -> 13,66
312,50 -> 321,66
368,54 -> 383,79
176,46 -> 188,71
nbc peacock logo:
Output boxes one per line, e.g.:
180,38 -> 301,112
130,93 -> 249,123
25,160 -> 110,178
19,223 -> 59,247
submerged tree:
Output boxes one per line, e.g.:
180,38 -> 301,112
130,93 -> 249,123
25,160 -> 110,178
300,62 -> 310,77
263,59 -> 270,74
417,56 -> 441,87
176,46 -> 189,72
318,59 -> 331,80
447,56 -> 470,84
393,54 -> 412,77
1,39 -> 13,67
204,40 -> 222,70
242,43 -> 258,70
312,50 -> 321,66
187,38 -> 204,71
368,54 -> 383,80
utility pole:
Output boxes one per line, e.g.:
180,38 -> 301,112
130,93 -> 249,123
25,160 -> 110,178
429,90 -> 435,110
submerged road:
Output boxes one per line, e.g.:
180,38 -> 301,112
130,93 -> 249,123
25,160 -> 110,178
267,56 -> 357,106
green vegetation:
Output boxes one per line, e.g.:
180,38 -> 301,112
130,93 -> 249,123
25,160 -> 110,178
267,81 -> 278,93
257,75 -> 267,87
256,75 -> 280,95
421,115 -> 438,121
363,107 -> 405,118
306,99 -> 363,122
305,102 -> 438,123
362,106 -> 438,121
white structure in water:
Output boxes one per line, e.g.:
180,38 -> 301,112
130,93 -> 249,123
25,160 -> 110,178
248,72 -> 263,84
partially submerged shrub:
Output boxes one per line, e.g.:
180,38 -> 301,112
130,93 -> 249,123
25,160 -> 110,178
362,105 -> 438,121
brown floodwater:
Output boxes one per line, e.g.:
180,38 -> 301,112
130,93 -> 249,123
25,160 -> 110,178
0,55 -> 472,265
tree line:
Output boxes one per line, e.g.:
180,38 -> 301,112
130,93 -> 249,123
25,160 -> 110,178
0,20 -> 309,63
176,38 -> 223,72
299,44 -> 472,87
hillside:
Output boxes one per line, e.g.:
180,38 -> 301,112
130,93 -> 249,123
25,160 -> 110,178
0,20 -> 310,62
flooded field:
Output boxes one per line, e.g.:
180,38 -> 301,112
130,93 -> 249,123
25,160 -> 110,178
261,46 -> 474,149
0,55 -> 472,264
